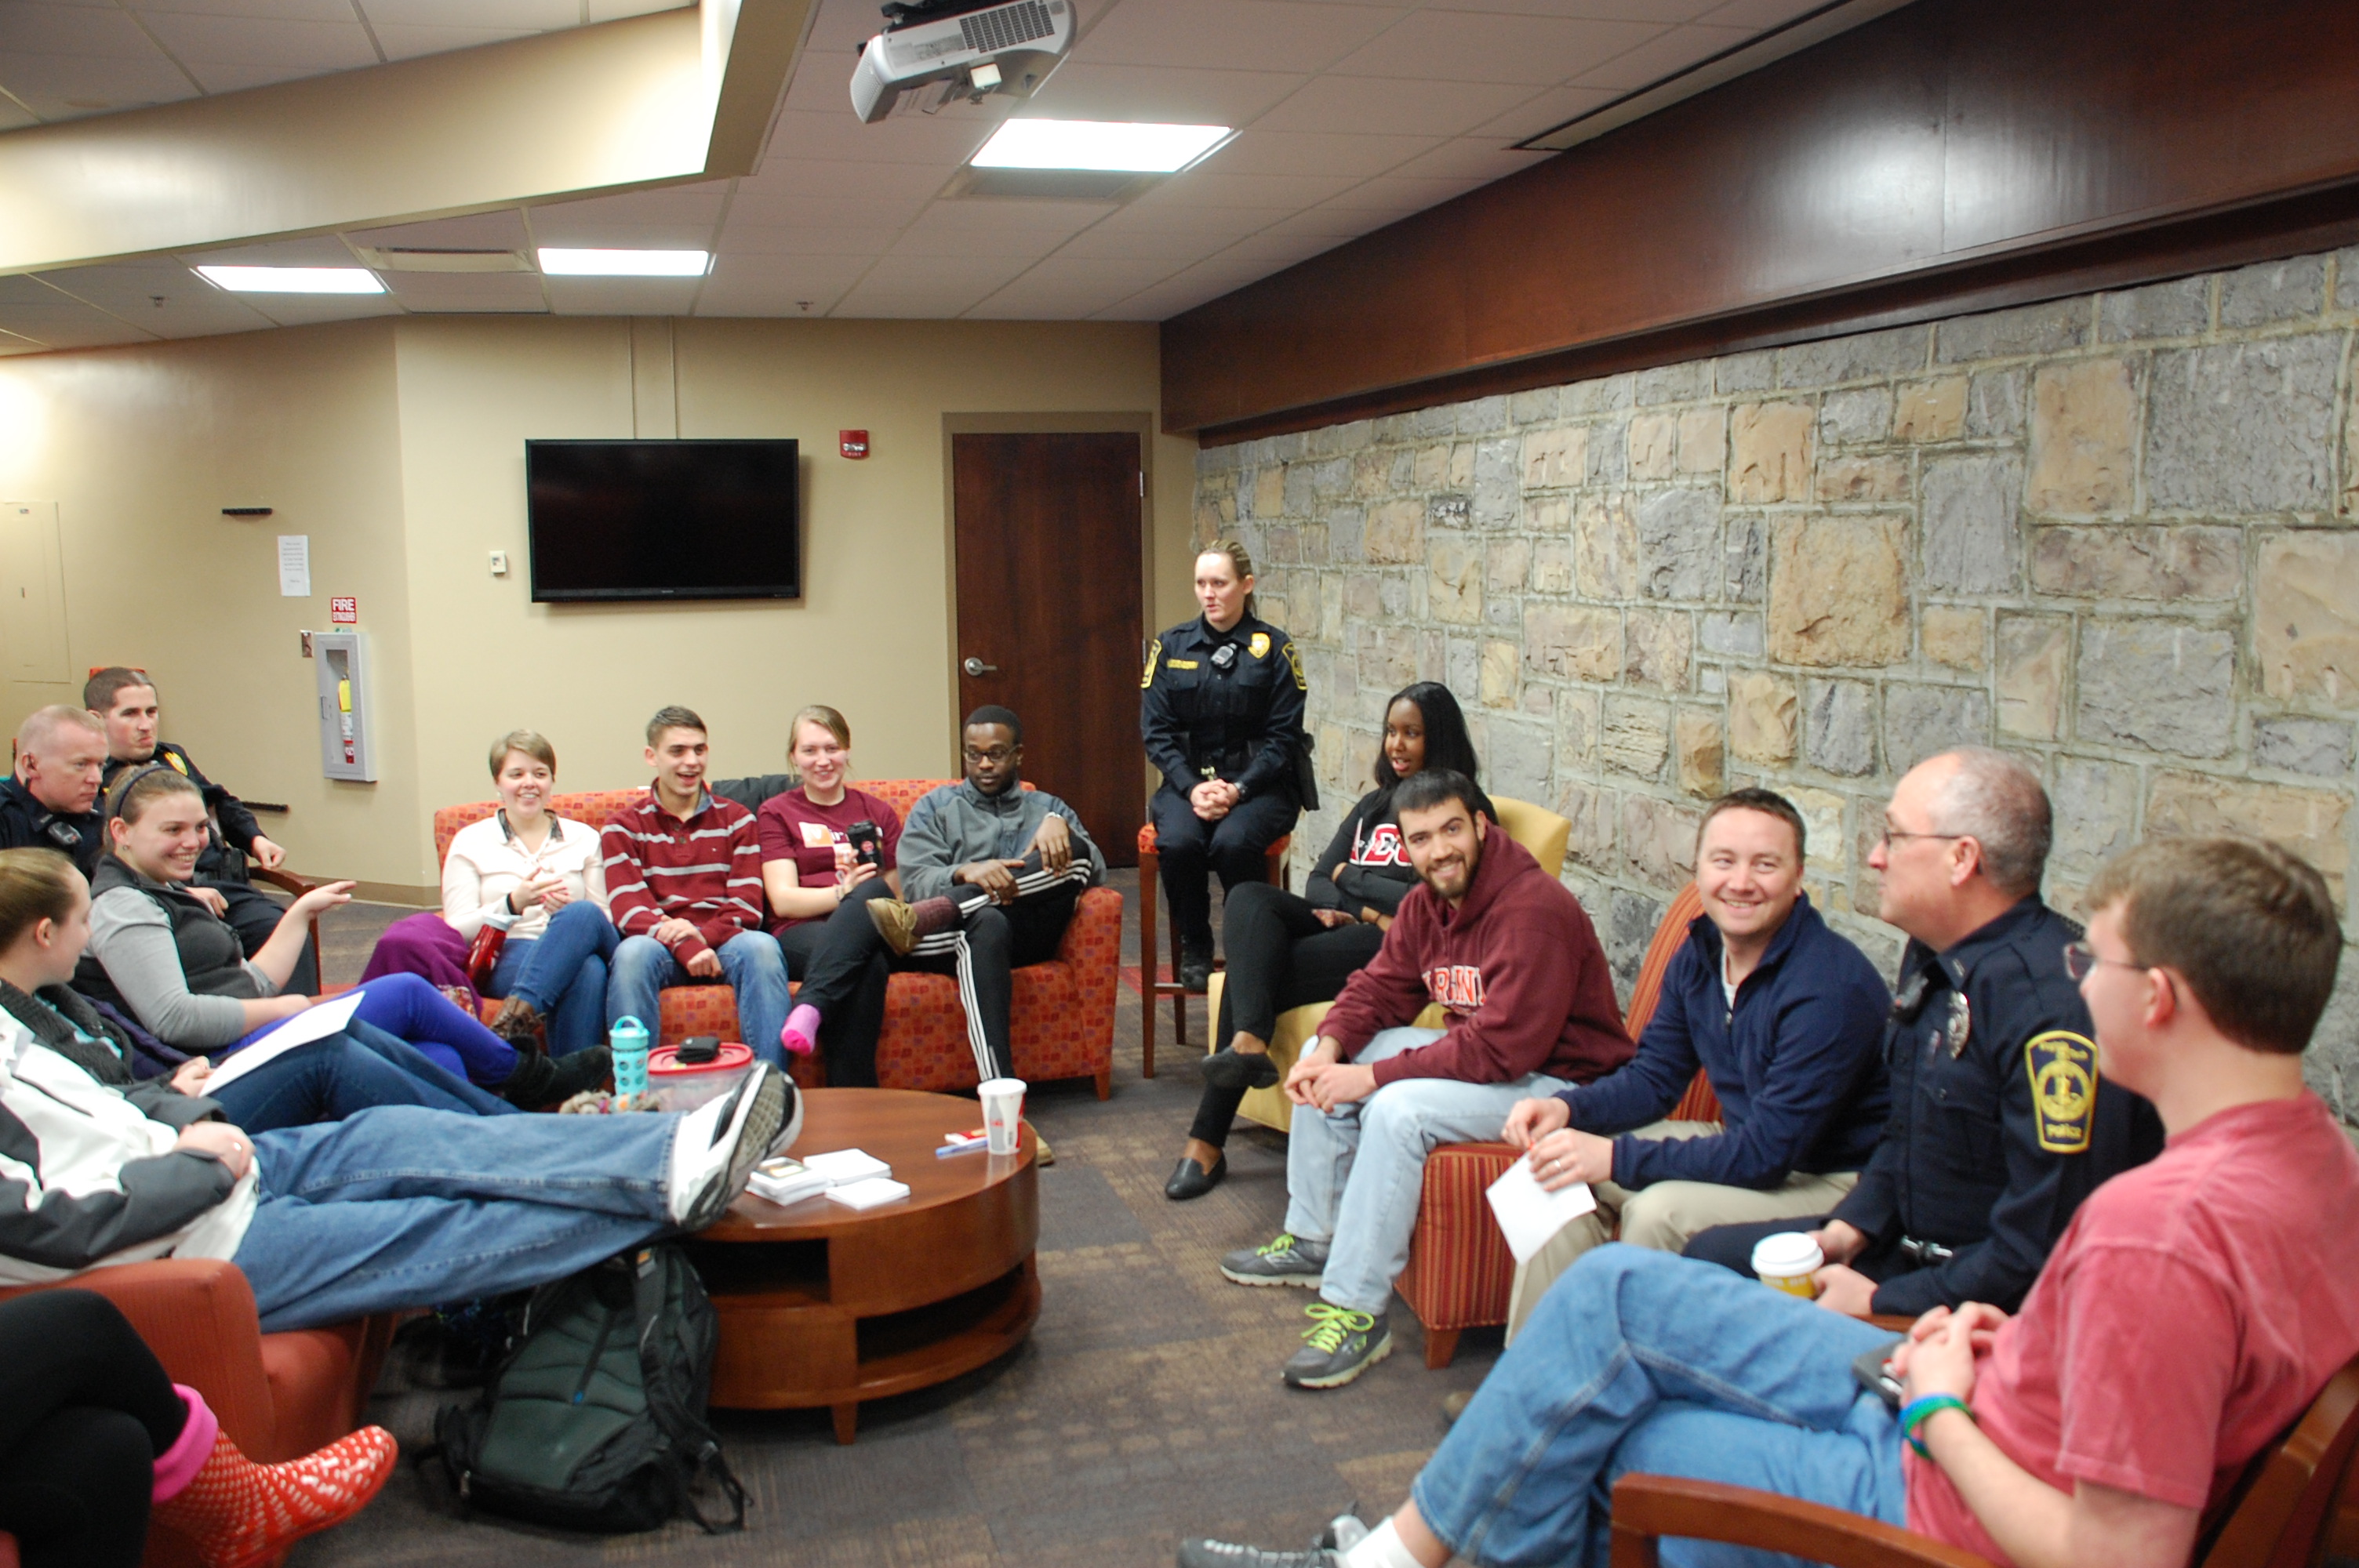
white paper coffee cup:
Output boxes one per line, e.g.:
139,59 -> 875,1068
1751,1232 -> 1823,1298
979,1076 -> 1027,1156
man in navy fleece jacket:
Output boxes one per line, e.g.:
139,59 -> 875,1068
1498,787 -> 1889,1337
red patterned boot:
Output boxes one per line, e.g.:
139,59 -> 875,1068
151,1386 -> 397,1568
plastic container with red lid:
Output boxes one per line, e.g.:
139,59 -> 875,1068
646,1040 -> 755,1112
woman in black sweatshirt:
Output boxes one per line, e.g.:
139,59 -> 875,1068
1165,682 -> 1494,1200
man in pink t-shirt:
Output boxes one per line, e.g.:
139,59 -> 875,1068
1176,833 -> 2359,1568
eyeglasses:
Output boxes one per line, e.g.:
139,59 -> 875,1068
2062,940 -> 2143,982
1876,826 -> 1965,851
962,747 -> 1016,765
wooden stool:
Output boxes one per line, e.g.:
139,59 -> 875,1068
1133,824 -> 1289,1078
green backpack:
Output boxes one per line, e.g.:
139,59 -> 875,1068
433,1245 -> 746,1534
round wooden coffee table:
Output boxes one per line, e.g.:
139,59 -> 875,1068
687,1087 -> 1039,1443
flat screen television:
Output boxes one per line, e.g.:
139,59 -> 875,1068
525,438 -> 801,602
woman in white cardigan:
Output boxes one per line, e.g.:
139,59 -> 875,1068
442,731 -> 614,1058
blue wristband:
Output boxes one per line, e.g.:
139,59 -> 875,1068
1899,1394 -> 1972,1460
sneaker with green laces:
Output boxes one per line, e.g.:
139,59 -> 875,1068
1281,1303 -> 1390,1389
1219,1232 -> 1328,1287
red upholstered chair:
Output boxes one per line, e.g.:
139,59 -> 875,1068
0,1261 -> 395,1568
432,782 -> 1120,1098
1398,883 -> 1717,1368
1132,822 -> 1292,1078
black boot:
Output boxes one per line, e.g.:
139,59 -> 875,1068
499,1045 -> 612,1109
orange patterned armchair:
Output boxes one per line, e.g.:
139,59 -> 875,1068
432,781 -> 1121,1098
1398,883 -> 1718,1367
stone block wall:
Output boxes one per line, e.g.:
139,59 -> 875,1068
1191,245 -> 2359,1125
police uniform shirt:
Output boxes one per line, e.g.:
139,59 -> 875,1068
0,776 -> 104,879
1830,895 -> 2164,1318
1140,612 -> 1307,804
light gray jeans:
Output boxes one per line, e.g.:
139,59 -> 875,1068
1284,1026 -> 1570,1315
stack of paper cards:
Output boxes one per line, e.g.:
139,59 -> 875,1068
937,1127 -> 989,1157
826,1176 -> 912,1210
1483,1156 -> 1599,1262
747,1156 -> 831,1207
802,1149 -> 892,1185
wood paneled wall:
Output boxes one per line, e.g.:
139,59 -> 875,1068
1163,0 -> 2359,441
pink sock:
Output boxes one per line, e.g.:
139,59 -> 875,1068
781,1004 -> 820,1056
152,1384 -> 220,1503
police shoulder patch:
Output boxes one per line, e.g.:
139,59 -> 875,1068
1140,638 -> 1161,689
2025,1030 -> 2099,1153
164,751 -> 191,776
1283,640 -> 1306,691
1249,630 -> 1270,659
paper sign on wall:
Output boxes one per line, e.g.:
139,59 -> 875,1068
330,597 -> 357,624
277,535 -> 311,597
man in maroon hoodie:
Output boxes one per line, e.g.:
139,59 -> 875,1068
1219,768 -> 1633,1389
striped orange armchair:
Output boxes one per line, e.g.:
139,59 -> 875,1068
432,781 -> 1121,1098
1398,883 -> 1719,1368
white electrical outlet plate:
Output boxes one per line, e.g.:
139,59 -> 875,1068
489,550 -> 509,575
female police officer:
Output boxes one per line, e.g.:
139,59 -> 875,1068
1143,539 -> 1308,994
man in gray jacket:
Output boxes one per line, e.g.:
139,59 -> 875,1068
873,706 -> 1102,1082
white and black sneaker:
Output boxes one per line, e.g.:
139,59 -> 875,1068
1219,1232 -> 1329,1287
665,1065 -> 791,1230
1281,1304 -> 1391,1389
1176,1542 -> 1338,1568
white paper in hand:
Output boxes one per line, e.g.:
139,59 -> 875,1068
1485,1155 -> 1598,1263
201,989 -> 368,1091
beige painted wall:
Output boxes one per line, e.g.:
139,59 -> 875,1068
0,312 -> 1196,891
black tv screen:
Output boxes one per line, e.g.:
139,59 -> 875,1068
525,439 -> 801,602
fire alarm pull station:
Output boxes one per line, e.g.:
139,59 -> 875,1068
312,631 -> 375,782
839,430 -> 869,459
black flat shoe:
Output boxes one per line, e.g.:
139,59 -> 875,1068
1178,956 -> 1213,994
1201,1047 -> 1281,1092
1165,1152 -> 1227,1200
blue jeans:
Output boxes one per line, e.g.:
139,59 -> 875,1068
209,1019 -> 514,1129
234,1104 -> 687,1330
485,902 -> 620,1058
1285,1027 -> 1568,1314
607,931 -> 791,1069
228,972 -> 519,1086
1412,1246 -> 1905,1568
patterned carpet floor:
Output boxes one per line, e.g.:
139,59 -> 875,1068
299,869 -> 1503,1567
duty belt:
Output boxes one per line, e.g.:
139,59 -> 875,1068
1897,1236 -> 1956,1265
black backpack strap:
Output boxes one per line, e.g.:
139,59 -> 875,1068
631,1249 -> 746,1534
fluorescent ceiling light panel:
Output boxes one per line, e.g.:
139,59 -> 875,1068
196,265 -> 384,294
971,120 -> 1229,173
536,248 -> 711,276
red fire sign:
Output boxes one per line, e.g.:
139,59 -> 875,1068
330,597 -> 357,624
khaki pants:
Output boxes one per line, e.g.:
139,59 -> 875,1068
1503,1121 -> 1859,1341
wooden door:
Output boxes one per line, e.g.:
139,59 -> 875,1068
951,432 -> 1143,867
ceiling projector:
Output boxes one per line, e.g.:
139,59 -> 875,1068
849,0 -> 1074,123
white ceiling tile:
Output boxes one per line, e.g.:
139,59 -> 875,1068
1021,60 -> 1306,125
1149,168 -> 1364,208
733,157 -> 951,204
805,0 -> 889,53
884,224 -> 1071,261
0,5 -> 166,58
830,278 -> 1005,318
586,0 -> 688,19
765,107 -> 1002,167
357,0 -> 577,28
179,235 -> 362,266
850,253 -> 1032,288
718,223 -> 904,256
542,274 -> 703,314
1695,0 -> 1828,24
1200,129 -> 1439,179
1051,224 -> 1240,264
1467,82 -> 1617,140
370,24 -> 539,61
1572,22 -> 1750,89
139,13 -> 377,69
780,47 -> 858,114
900,197 -> 1115,234
1201,230 -> 1347,270
1425,0 -> 1718,19
125,0 -> 360,20
1387,136 -> 1552,183
968,269 -> 1173,319
1085,192 -> 1292,235
524,219 -> 722,249
346,210 -> 535,250
380,271 -> 549,311
0,52 -> 196,119
32,260 -> 277,337
1249,73 -> 1533,136
724,191 -> 932,229
1076,1 -> 1408,74
234,290 -> 405,326
1316,171 -> 1484,210
0,281 -> 158,348
1259,202 -> 1390,239
1092,261 -> 1271,321
533,187 -> 729,227
696,254 -> 868,315
982,255 -> 1183,293
0,96 -> 37,129
1330,9 -> 1665,83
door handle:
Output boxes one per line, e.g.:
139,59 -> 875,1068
962,656 -> 998,677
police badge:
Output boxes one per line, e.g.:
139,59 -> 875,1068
1249,631 -> 1270,659
1943,993 -> 1971,1058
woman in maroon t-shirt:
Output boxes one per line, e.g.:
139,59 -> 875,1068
755,706 -> 907,1083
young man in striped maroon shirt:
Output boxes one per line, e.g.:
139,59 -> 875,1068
602,706 -> 792,1066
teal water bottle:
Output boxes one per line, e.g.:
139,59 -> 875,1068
610,1016 -> 650,1098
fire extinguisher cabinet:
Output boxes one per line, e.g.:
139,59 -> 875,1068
312,631 -> 376,782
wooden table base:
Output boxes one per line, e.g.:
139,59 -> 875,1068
687,1089 -> 1041,1443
